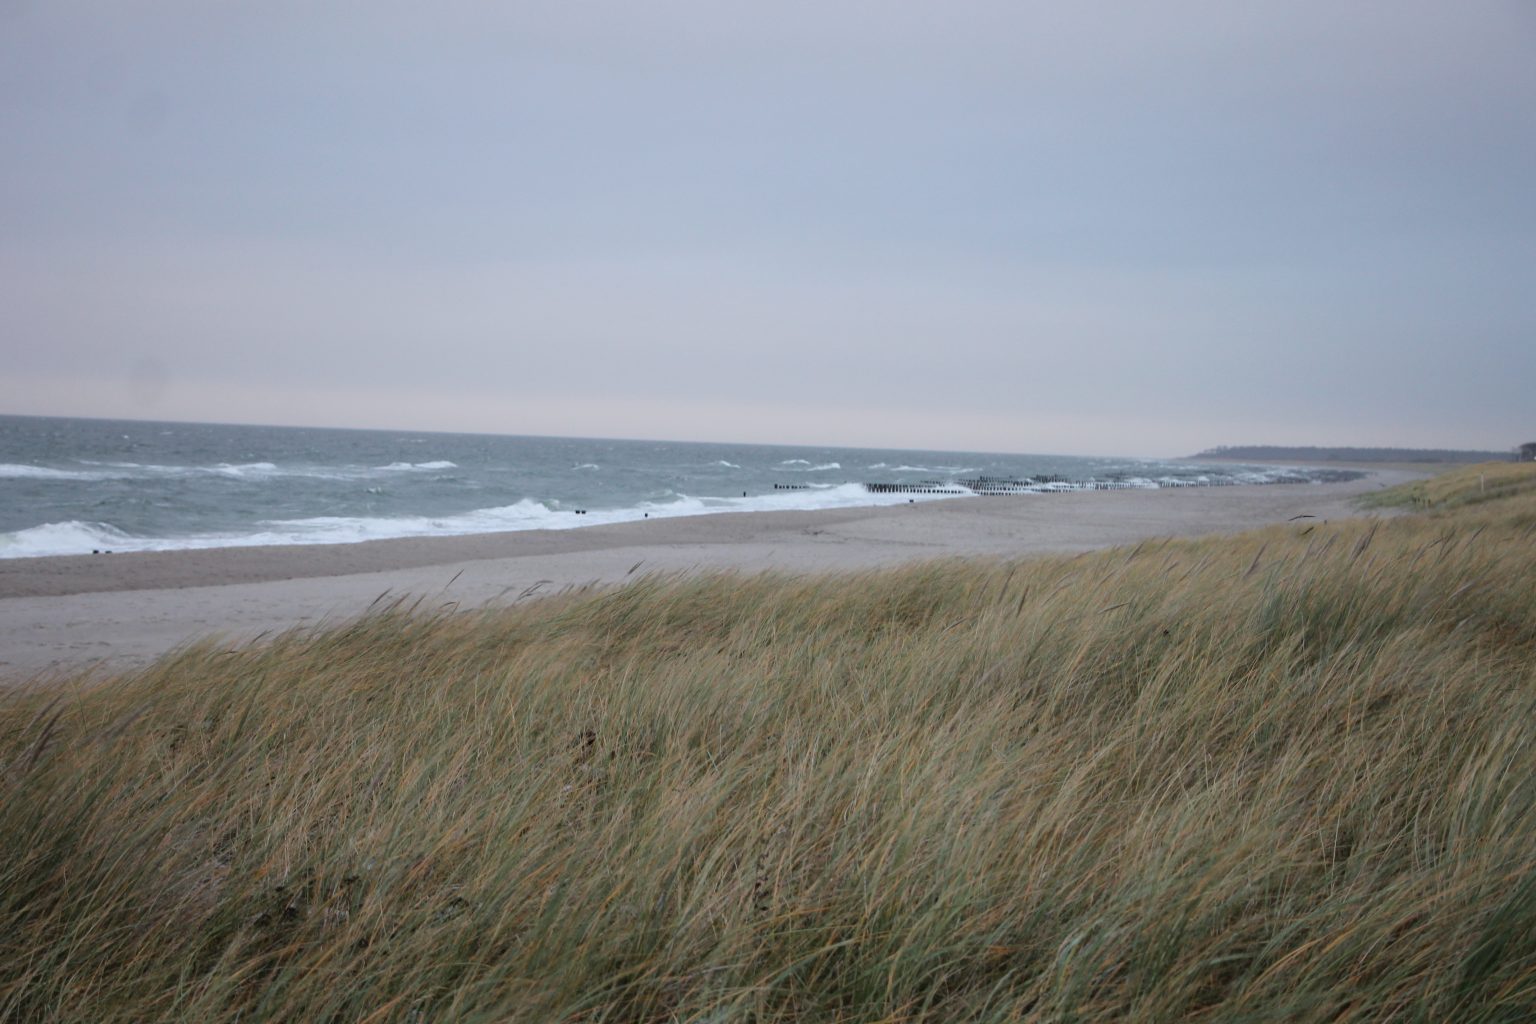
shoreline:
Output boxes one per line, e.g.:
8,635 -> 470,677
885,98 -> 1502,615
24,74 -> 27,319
0,469 -> 1423,681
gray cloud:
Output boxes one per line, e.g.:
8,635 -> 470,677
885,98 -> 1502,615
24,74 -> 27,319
2,1 -> 1533,453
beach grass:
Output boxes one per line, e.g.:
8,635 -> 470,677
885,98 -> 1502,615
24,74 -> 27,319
3,483 -> 1536,1021
1357,459 -> 1536,510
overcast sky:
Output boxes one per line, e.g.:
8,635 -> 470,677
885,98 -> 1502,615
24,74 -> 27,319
2,2 -> 1532,456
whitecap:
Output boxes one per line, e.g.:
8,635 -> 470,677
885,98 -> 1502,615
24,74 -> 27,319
376,460 -> 459,472
205,462 -> 281,478
0,463 -> 125,481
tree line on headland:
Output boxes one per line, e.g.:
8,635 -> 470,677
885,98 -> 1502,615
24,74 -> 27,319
1192,444 -> 1522,463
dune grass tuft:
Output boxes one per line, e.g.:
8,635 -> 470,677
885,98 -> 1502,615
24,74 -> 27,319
3,485 -> 1536,1021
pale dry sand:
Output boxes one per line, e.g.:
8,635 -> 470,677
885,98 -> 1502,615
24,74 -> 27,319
0,470 -> 1422,682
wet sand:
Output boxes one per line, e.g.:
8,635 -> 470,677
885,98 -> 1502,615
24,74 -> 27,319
0,470 -> 1420,681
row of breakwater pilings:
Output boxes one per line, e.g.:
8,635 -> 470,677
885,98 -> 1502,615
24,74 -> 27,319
773,483 -> 812,490
953,475 -> 1261,494
858,474 -> 1308,496
861,481 -> 970,495
957,476 -> 1151,494
861,475 -> 1140,496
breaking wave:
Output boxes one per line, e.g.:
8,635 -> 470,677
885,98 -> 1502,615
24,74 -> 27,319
0,484 -> 957,559
376,461 -> 458,472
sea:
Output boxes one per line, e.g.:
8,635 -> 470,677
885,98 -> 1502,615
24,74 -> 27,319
0,415 -> 1357,560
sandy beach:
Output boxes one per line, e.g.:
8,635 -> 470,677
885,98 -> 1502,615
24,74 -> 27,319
0,470 -> 1421,681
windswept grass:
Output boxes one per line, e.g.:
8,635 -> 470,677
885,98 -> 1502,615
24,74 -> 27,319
3,487 -> 1536,1021
1359,460 -> 1536,510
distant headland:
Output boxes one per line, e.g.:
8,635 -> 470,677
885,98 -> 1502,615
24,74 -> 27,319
1191,445 -> 1515,463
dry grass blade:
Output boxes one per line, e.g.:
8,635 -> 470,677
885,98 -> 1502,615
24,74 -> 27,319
1243,542 -> 1268,578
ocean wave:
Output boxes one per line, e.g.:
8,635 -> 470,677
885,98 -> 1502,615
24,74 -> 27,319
376,461 -> 459,472
93,461 -> 302,479
0,520 -> 140,557
1,460 -> 333,482
715,460 -> 741,469
781,462 -> 841,472
0,483 -> 965,558
0,463 -> 129,481
14,459 -> 467,483
628,482 -> 953,519
207,462 -> 280,477
572,463 -> 600,471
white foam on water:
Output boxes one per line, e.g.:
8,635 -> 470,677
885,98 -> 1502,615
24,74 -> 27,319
0,484 -> 964,558
0,520 -> 140,557
715,461 -> 741,468
82,461 -> 324,480
0,463 -> 129,481
376,461 -> 459,472
2,460 -> 325,482
0,455 -> 1356,560
207,462 -> 280,478
15,459 -> 466,483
